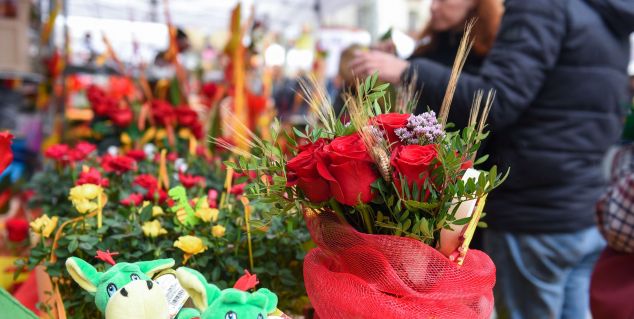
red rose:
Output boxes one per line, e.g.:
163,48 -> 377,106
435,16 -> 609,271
44,144 -> 69,161
316,134 -> 379,206
109,107 -> 133,128
75,142 -> 96,157
77,167 -> 110,187
68,142 -> 97,162
390,144 -> 438,199
6,218 -> 29,242
87,85 -> 116,117
152,152 -> 179,163
102,155 -> 136,174
286,139 -> 331,203
134,174 -> 158,190
178,172 -> 205,189
372,113 -> 409,146
0,131 -> 13,174
230,183 -> 246,195
202,82 -> 218,99
120,193 -> 144,206
125,149 -> 146,161
175,106 -> 198,127
208,189 -> 219,208
190,122 -> 204,139
151,100 -> 176,126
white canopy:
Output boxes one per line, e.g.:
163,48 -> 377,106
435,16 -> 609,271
64,0 -> 362,33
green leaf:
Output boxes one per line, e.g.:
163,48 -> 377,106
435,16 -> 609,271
140,205 -> 153,222
402,219 -> 412,232
405,200 -> 439,211
453,216 -> 472,226
68,239 -> 79,253
292,127 -> 307,138
474,154 -> 489,166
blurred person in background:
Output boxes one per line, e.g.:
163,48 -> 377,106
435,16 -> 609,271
351,0 -> 634,318
332,44 -> 365,115
411,0 -> 503,74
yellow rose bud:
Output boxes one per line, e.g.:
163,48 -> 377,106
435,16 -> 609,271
195,208 -> 219,223
30,215 -> 59,238
152,206 -> 165,217
121,132 -> 132,145
173,236 -> 207,255
211,225 -> 226,238
178,128 -> 192,139
142,220 -> 167,238
155,129 -> 167,141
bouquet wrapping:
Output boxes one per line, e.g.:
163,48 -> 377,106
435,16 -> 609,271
304,211 -> 495,319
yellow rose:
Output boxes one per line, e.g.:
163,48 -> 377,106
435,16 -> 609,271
121,132 -> 132,145
195,208 -> 219,223
69,186 -> 84,203
69,184 -> 106,214
152,206 -> 165,217
211,225 -> 226,238
142,220 -> 167,238
74,199 -> 98,214
155,129 -> 167,141
30,215 -> 59,238
178,128 -> 193,139
70,184 -> 102,201
193,197 -> 210,209
80,184 -> 102,200
173,236 -> 207,255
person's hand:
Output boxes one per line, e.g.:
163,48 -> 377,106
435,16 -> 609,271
370,40 -> 396,54
350,50 -> 410,84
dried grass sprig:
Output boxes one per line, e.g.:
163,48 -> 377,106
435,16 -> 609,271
345,84 -> 392,181
395,72 -> 421,114
438,19 -> 476,127
478,89 -> 495,135
299,76 -> 338,135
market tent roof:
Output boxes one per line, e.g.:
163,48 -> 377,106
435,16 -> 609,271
65,0 -> 363,33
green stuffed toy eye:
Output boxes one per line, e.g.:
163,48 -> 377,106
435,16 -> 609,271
225,311 -> 237,319
106,283 -> 117,298
130,273 -> 141,281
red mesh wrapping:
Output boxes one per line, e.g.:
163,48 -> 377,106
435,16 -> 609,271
304,212 -> 495,319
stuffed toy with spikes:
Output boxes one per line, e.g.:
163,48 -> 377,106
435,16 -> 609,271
65,252 -> 199,319
175,267 -> 278,319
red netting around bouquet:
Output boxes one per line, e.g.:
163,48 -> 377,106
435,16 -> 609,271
303,212 -> 495,319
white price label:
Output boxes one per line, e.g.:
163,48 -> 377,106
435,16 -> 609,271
154,273 -> 189,319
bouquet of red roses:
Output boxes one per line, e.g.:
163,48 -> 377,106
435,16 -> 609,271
222,26 -> 506,318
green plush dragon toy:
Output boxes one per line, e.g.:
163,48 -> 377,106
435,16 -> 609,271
175,267 -> 278,319
168,186 -> 204,227
65,252 -> 199,319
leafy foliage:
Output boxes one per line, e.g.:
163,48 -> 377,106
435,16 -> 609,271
21,150 -> 310,317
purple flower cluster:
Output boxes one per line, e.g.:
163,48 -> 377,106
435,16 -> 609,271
395,111 -> 445,145
367,125 -> 385,143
